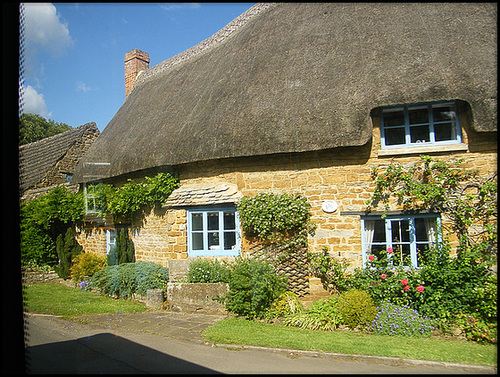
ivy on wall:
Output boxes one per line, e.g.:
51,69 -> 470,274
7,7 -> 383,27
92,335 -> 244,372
88,172 -> 180,220
237,192 -> 316,252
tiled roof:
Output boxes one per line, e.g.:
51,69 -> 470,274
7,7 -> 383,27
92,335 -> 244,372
164,182 -> 242,207
19,122 -> 98,193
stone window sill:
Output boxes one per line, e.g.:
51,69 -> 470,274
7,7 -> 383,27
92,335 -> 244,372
377,143 -> 468,158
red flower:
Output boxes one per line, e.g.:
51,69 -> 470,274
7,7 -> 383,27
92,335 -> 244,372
401,279 -> 408,286
416,285 -> 425,293
381,274 -> 387,280
368,255 -> 375,261
387,247 -> 393,254
403,285 -> 410,291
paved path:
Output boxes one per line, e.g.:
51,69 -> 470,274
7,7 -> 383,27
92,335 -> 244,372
24,312 -> 496,374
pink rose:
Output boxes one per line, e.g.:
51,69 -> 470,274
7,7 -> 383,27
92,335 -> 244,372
401,279 -> 408,286
381,274 -> 387,280
368,255 -> 375,261
387,247 -> 393,254
416,285 -> 424,293
403,285 -> 410,291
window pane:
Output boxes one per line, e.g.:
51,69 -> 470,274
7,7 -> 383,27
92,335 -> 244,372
434,122 -> 455,141
410,125 -> 430,143
224,212 -> 236,230
208,232 -> 220,249
208,212 -> 219,231
433,105 -> 456,122
385,127 -> 406,145
393,244 -> 411,266
414,217 -> 438,242
383,110 -> 405,127
192,233 -> 204,250
192,213 -> 203,231
409,107 -> 428,124
370,244 -> 388,260
224,232 -> 236,250
371,220 -> 386,243
391,220 -> 410,242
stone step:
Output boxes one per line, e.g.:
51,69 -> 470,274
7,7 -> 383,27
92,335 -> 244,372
298,291 -> 335,307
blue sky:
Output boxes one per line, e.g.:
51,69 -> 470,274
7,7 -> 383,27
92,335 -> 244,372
20,3 -> 255,132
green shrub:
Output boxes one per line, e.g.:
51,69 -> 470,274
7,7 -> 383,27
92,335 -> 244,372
54,227 -> 83,279
221,257 -> 287,319
271,291 -> 304,317
107,246 -> 119,266
337,289 -> 376,329
116,228 -> 135,264
70,252 -> 107,285
455,312 -> 497,344
370,301 -> 435,337
186,259 -> 231,283
284,297 -> 342,331
92,261 -> 169,299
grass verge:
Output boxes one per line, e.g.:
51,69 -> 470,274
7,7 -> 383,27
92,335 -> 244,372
23,283 -> 147,317
203,317 -> 497,367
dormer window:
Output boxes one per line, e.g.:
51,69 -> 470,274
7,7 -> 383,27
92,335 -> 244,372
380,101 -> 462,149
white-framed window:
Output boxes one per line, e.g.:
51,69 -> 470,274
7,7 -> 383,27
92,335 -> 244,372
106,229 -> 116,255
361,214 -> 442,269
187,206 -> 241,257
84,183 -> 99,214
380,101 -> 461,149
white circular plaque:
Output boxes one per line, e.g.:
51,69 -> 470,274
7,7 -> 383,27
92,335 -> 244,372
322,200 -> 338,213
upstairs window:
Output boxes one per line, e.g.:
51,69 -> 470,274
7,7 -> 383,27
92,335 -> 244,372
84,183 -> 99,214
187,207 -> 240,257
380,101 -> 461,148
84,183 -> 105,215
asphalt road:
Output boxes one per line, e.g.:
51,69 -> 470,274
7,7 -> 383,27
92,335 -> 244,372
24,314 -> 495,374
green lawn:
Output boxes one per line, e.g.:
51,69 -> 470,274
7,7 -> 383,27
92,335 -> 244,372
23,283 -> 147,317
203,317 -> 498,367
23,283 -> 497,367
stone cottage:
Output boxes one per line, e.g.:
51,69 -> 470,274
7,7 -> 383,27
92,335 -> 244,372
19,122 -> 100,201
72,3 -> 497,294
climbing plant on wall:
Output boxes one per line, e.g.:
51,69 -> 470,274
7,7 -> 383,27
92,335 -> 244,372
87,172 -> 180,220
237,192 -> 316,252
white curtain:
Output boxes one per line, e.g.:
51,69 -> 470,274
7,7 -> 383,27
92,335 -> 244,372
423,218 -> 437,243
364,220 -> 376,255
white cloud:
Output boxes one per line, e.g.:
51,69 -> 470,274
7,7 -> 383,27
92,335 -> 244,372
23,3 -> 74,55
76,81 -> 92,92
19,83 -> 52,118
22,3 -> 74,78
159,3 -> 201,11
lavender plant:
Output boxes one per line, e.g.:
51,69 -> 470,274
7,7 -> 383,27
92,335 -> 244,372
370,301 -> 435,337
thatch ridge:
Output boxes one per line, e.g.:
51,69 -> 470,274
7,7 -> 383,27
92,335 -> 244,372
73,3 -> 497,183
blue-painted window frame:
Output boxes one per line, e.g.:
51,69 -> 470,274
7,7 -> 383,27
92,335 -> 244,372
380,100 -> 462,149
361,214 -> 442,269
106,229 -> 116,255
187,206 -> 241,257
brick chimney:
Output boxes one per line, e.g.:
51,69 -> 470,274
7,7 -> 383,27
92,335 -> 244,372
124,49 -> 150,97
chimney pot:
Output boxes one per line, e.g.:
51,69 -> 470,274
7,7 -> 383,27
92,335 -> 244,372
124,49 -> 150,97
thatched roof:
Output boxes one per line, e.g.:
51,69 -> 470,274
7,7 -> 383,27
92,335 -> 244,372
73,3 -> 497,183
20,122 -> 99,192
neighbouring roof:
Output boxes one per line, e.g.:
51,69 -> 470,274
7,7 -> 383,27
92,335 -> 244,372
73,3 -> 497,183
19,122 -> 99,193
